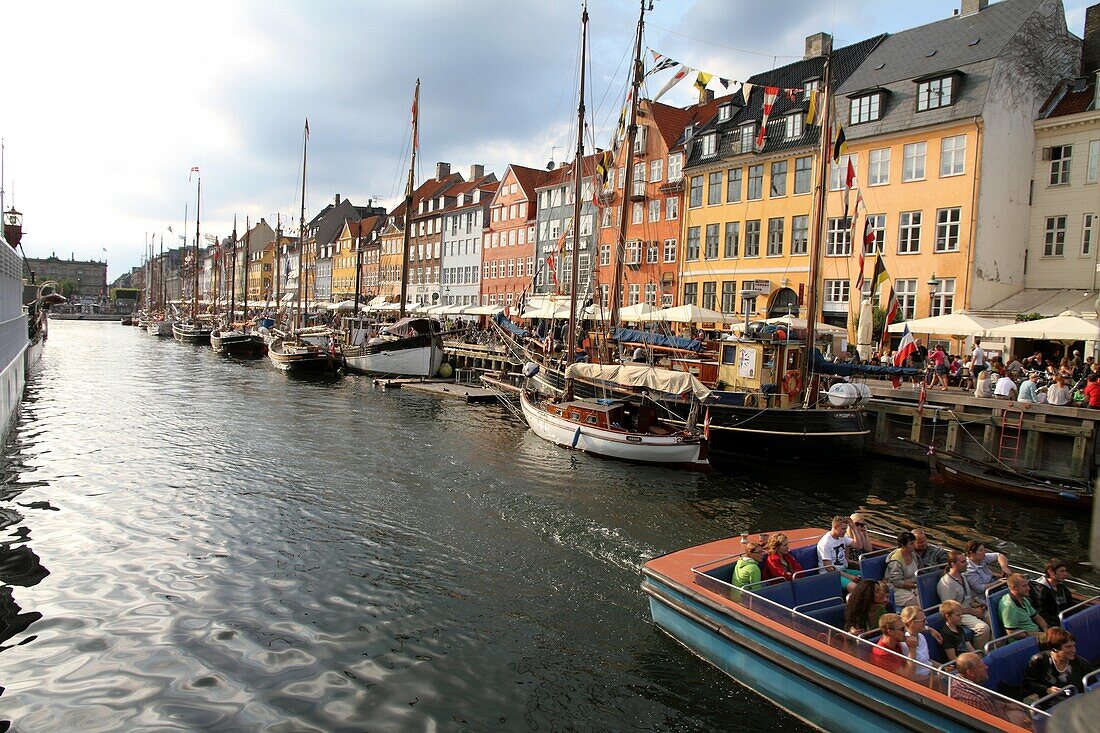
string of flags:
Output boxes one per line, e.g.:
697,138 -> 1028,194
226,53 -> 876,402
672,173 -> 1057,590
646,49 -> 812,105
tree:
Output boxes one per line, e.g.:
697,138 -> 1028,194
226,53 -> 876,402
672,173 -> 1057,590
58,279 -> 78,298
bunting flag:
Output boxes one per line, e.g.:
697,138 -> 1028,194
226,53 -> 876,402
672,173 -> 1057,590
832,127 -> 848,162
653,64 -> 692,102
647,51 -> 678,76
694,71 -> 714,100
806,90 -> 820,125
717,78 -> 732,90
891,325 -> 916,387
755,86 -> 779,149
645,48 -> 807,100
741,82 -> 754,104
882,287 -> 900,345
845,159 -> 856,190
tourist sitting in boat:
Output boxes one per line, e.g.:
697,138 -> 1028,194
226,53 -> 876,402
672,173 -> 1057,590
963,540 -> 1011,593
937,551 -> 992,649
817,516 -> 860,584
912,528 -> 948,569
950,653 -> 1030,726
885,531 -> 921,608
1000,573 -> 1049,637
845,513 -> 874,560
730,542 -> 763,590
939,600 -> 978,662
1023,627 -> 1094,705
1030,558 -> 1074,628
901,606 -> 942,682
761,533 -> 803,582
845,579 -> 890,635
871,613 -> 916,675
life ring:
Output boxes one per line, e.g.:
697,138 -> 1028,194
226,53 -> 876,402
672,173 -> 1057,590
782,370 -> 803,401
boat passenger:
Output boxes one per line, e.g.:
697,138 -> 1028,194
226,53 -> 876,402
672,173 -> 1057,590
937,551 -> 992,649
817,516 -> 859,584
885,531 -> 921,608
1030,558 -> 1074,628
962,541 -> 1010,594
1000,573 -> 1048,637
901,606 -> 942,681
731,543 -> 763,590
939,600 -> 977,662
845,513 -> 874,560
1024,627 -> 1094,704
912,529 -> 948,569
951,653 -> 1030,726
870,613 -> 915,675
845,579 -> 890,634
761,533 -> 803,582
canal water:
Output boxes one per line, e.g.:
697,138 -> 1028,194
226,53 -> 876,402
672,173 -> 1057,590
0,321 -> 1093,732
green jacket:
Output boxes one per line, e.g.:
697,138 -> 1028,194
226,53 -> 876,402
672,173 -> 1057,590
732,556 -> 761,589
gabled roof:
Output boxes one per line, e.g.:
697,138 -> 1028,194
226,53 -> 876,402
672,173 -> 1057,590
534,151 -> 605,190
437,174 -> 500,214
509,164 -> 556,199
410,172 -> 465,219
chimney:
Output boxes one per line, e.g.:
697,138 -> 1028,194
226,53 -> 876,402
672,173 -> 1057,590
435,162 -> 451,181
1084,4 -> 1100,78
804,32 -> 833,60
702,89 -> 715,103
335,194 -> 341,206
960,0 -> 989,17
469,163 -> 485,180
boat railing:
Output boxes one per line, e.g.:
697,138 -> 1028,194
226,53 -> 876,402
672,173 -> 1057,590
690,553 -> 1050,729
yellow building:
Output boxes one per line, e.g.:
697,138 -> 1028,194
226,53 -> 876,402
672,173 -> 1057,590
331,215 -> 384,300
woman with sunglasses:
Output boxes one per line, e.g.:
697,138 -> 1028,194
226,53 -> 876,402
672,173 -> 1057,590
846,512 -> 874,560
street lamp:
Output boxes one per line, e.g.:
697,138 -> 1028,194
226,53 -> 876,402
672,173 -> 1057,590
927,272 -> 940,316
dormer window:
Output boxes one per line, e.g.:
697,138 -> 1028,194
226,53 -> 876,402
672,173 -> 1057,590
784,114 -> 804,139
850,91 -> 884,124
739,124 -> 755,153
718,104 -> 733,122
915,73 -> 959,111
803,79 -> 821,95
699,133 -> 717,157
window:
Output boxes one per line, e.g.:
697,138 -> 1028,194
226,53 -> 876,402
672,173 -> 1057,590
747,165 -> 764,200
895,279 -> 917,320
868,148 -> 890,186
634,161 -> 647,187
931,278 -> 955,316
903,142 -> 926,181
804,79 -> 820,94
627,283 -> 640,305
739,124 -> 755,152
916,76 -> 954,111
791,215 -> 809,255
708,171 -> 723,205
508,259 -> 516,278
824,279 -> 850,311
766,217 -> 784,256
825,217 -> 851,256
632,202 -> 644,224
1049,145 -> 1072,185
744,220 -> 761,257
727,168 -> 742,202
689,175 -> 703,207
648,199 -> 661,222
940,135 -> 966,177
829,154 -> 858,190
686,226 -> 701,260
601,207 -> 613,229
599,244 -> 610,267
850,93 -> 881,124
865,214 -> 886,254
644,283 -> 657,305
1088,140 -> 1099,184
1044,215 -> 1067,256
898,211 -> 922,254
664,238 -> 677,262
705,223 -> 720,259
633,124 -> 648,154
1083,214 -> 1097,256
666,197 -> 678,220
770,161 -> 787,197
785,114 -> 804,139
724,222 -> 740,258
721,281 -> 738,313
646,241 -> 659,263
683,282 -> 698,306
650,159 -> 663,182
668,153 -> 683,181
702,281 -> 717,311
718,104 -> 733,122
794,156 -> 812,195
934,208 -> 961,252
700,133 -> 717,157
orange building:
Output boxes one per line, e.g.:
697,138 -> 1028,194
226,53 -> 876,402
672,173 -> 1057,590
481,164 -> 552,308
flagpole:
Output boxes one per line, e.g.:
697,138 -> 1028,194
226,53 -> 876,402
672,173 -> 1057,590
399,80 -> 420,320
801,55 -> 832,406
564,4 -> 588,368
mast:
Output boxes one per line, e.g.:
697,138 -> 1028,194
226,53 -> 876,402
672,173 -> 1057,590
274,215 -> 282,318
158,235 -> 164,311
242,216 -> 249,321
565,5 -> 589,367
297,119 -> 308,331
353,223 -> 363,315
610,0 -> 647,332
801,55 -> 833,405
229,216 -> 238,324
399,79 -> 420,319
193,177 -> 201,320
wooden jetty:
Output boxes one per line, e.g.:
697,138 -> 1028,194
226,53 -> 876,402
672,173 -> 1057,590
374,377 -> 499,404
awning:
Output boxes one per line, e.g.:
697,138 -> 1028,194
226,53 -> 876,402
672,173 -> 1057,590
983,288 -> 1100,319
984,311 -> 1100,341
886,312 -> 1011,336
565,362 -> 712,401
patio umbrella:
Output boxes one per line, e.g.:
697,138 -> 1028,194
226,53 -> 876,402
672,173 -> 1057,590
856,299 -> 874,358
465,304 -> 506,316
887,311 -> 1010,336
648,303 -> 734,324
617,302 -> 659,322
983,311 -> 1100,341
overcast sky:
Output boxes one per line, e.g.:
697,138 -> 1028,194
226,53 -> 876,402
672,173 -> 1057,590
1,0 -> 1091,280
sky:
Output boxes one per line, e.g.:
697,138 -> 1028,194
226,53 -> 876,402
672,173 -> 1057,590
1,0 -> 1092,281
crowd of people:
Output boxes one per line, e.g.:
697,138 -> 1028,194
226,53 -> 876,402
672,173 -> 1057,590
727,514 -> 1095,722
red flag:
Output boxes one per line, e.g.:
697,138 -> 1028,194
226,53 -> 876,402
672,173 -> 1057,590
891,325 -> 916,388
755,86 -> 779,149
845,159 -> 856,189
410,83 -> 420,152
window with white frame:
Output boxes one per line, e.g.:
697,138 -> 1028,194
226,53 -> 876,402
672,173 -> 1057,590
1044,215 -> 1067,256
940,135 -> 966,177
747,165 -> 764,200
785,114 -> 804,139
668,153 -> 683,181
633,125 -> 648,154
708,171 -> 723,205
686,226 -> 700,260
664,238 -> 677,262
1084,214 -> 1097,257
934,207 -> 961,252
601,207 -> 613,228
1049,145 -> 1072,185
739,124 -> 755,152
705,223 -> 720,259
649,199 -> 661,222
850,93 -> 881,124
508,259 -> 516,278
724,221 -> 740,258
650,159 -> 663,183
898,211 -> 922,254
865,213 -> 886,254
931,277 -> 955,316
804,79 -> 820,95
644,283 -> 657,305
916,76 -> 954,111
633,161 -> 647,187
794,156 -> 812,194
700,133 -> 717,157
791,215 -> 809,255
666,197 -> 678,220
823,279 -> 850,312
646,241 -> 659,263
770,161 -> 787,197
895,279 -> 917,320
718,104 -> 733,122
727,168 -> 742,202
826,217 -> 851,256
829,153 -> 858,190
903,142 -> 926,181
1088,140 -> 1099,184
632,202 -> 644,224
599,244 -> 610,267
869,148 -> 890,185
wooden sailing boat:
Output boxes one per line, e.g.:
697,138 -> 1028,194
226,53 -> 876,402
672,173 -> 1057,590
211,217 -> 265,357
267,120 -> 337,373
517,3 -> 709,468
173,171 -> 213,344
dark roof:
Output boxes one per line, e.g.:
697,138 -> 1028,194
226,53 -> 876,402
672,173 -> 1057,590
1042,78 -> 1098,118
509,164 -> 555,199
310,198 -> 387,246
686,34 -> 885,167
534,151 -> 605,190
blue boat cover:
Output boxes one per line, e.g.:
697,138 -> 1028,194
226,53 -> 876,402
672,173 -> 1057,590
813,349 -> 921,378
493,312 -> 526,337
612,327 -> 703,352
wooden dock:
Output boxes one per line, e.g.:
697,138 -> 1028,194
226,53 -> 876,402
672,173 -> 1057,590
374,377 -> 501,404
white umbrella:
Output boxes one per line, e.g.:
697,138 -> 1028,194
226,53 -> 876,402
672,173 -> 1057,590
887,311 -> 1010,336
856,299 -> 874,358
328,300 -> 357,312
520,301 -> 572,319
983,311 -> 1100,341
465,304 -> 506,316
648,304 -> 734,324
617,302 -> 659,322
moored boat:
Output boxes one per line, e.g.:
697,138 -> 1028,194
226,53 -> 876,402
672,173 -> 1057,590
341,316 -> 444,377
929,453 -> 1093,507
267,334 -> 335,373
172,319 -> 211,344
210,326 -> 265,357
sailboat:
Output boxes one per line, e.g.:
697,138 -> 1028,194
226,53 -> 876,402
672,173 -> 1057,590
267,120 -> 337,373
515,4 -> 709,468
211,217 -> 265,357
173,172 -> 212,344
342,80 -> 445,378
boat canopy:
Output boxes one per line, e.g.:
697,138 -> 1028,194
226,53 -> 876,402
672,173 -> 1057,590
565,363 -> 712,401
493,312 -> 526,337
812,349 -> 921,377
612,327 -> 703,352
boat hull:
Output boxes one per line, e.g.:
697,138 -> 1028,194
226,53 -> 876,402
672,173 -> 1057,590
148,320 -> 175,337
267,338 -> 336,373
0,336 -> 27,444
210,331 -> 265,358
519,391 -> 707,466
930,455 -> 1092,506
342,335 -> 444,377
172,323 -> 211,344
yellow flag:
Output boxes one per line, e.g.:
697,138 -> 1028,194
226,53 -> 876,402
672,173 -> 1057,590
806,90 -> 819,125
694,72 -> 713,100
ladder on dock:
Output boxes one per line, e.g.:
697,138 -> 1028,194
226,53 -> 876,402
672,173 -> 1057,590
998,408 -> 1024,464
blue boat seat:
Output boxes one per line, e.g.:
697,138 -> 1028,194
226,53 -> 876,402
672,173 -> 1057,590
702,561 -> 736,585
916,567 -> 943,611
986,582 -> 1010,641
860,549 -> 890,582
983,636 -> 1039,697
1061,600 -> 1100,662
792,570 -> 843,608
921,611 -> 946,664
805,601 -> 846,629
751,580 -> 795,610
790,544 -> 819,572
